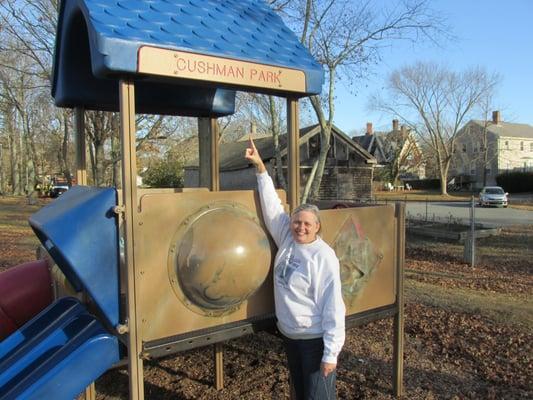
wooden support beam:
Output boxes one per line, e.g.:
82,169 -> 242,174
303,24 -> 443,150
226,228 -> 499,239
119,80 -> 144,400
393,202 -> 405,397
74,107 -> 87,185
198,117 -> 220,191
287,98 -> 300,211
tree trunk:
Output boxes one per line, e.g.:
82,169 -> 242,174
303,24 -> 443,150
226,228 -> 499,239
309,124 -> 331,200
269,96 -> 286,190
61,110 -> 72,185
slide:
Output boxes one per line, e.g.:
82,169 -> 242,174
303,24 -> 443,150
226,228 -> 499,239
0,297 -> 119,400
0,260 -> 53,340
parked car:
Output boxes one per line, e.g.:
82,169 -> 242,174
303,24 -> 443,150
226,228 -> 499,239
50,183 -> 69,198
478,186 -> 508,207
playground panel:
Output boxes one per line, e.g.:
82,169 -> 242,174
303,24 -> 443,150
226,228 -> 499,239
133,188 -> 396,346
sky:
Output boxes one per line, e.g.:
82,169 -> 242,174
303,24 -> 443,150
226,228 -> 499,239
332,0 -> 533,135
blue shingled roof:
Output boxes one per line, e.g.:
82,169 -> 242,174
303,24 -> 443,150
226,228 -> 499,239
52,0 -> 324,116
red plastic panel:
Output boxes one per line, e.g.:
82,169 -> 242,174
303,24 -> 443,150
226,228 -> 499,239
0,260 -> 53,340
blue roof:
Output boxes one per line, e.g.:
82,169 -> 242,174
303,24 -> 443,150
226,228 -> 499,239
52,0 -> 324,116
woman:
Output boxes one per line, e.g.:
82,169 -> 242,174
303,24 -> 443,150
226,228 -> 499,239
245,138 -> 345,400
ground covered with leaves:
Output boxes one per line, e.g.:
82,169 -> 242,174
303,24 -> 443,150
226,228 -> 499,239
0,196 -> 531,399
94,222 -> 533,399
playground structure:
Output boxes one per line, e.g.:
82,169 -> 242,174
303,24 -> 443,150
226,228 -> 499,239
0,1 -> 405,399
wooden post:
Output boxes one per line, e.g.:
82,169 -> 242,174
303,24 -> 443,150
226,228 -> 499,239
119,80 -> 144,400
198,117 -> 224,389
287,98 -> 300,211
74,107 -> 87,185
393,202 -> 405,397
74,106 -> 97,400
198,117 -> 219,191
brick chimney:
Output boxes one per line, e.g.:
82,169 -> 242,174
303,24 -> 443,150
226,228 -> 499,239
401,125 -> 407,137
492,110 -> 501,124
392,119 -> 399,131
366,122 -> 373,136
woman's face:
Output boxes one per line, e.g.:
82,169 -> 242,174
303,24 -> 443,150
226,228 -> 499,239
291,210 -> 320,244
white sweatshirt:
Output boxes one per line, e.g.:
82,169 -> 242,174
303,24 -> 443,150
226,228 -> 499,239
257,172 -> 346,364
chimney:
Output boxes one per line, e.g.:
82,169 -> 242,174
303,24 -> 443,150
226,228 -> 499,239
492,110 -> 501,124
401,125 -> 407,137
250,120 -> 257,136
366,122 -> 373,136
392,119 -> 399,131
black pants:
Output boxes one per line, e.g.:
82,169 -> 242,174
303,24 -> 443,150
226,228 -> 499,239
282,335 -> 337,400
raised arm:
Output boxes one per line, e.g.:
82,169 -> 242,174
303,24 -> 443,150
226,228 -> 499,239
245,137 -> 290,246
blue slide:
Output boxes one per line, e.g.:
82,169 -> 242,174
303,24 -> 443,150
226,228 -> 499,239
0,186 -> 122,399
0,297 -> 119,400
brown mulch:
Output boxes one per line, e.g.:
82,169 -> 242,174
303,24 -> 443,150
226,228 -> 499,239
93,302 -> 532,399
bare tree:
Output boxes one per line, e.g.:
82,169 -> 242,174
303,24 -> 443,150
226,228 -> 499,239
240,93 -> 288,190
384,127 -> 424,184
278,0 -> 448,201
373,62 -> 499,194
475,97 -> 500,187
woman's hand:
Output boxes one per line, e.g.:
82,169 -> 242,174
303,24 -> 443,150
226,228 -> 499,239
320,362 -> 336,377
245,137 -> 266,173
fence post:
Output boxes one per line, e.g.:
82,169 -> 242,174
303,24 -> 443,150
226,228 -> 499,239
463,196 -> 476,267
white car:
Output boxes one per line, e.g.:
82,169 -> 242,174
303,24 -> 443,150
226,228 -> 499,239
478,186 -> 508,208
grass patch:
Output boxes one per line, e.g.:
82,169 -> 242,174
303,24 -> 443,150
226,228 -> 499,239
406,280 -> 533,332
374,190 -> 472,202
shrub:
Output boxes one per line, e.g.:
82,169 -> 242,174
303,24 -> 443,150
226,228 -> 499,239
142,156 -> 184,188
403,178 -> 441,190
496,171 -> 533,193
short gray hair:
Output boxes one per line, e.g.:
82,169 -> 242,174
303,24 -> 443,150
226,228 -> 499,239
291,203 -> 321,225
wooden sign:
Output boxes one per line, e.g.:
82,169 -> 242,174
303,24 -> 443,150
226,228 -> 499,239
137,46 -> 307,93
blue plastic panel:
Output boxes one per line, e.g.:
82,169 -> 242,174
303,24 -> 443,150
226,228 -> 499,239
0,298 -> 85,364
52,0 -> 236,116
28,186 -> 120,327
0,298 -> 119,400
52,0 -> 323,114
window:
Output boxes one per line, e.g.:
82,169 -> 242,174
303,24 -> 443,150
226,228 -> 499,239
530,143 -> 533,152
462,144 -> 467,153
505,141 -> 509,150
470,162 -> 476,175
520,142 -> 524,151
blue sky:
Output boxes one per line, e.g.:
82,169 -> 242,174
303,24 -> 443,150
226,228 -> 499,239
332,0 -> 533,135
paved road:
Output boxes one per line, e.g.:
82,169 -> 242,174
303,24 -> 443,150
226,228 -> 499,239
405,201 -> 533,227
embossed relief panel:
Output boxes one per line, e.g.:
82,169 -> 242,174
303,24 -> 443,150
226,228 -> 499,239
320,206 -> 396,315
134,190 -> 282,342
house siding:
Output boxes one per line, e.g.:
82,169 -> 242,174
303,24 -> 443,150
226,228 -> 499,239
497,137 -> 533,173
452,121 -> 533,188
316,167 -> 373,201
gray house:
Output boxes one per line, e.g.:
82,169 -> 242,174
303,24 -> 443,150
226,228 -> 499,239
352,121 -> 425,182
185,124 -> 376,201
451,111 -> 533,188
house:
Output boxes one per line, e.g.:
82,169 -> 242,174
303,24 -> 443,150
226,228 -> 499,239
352,120 -> 425,183
184,124 -> 376,201
451,111 -> 533,188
